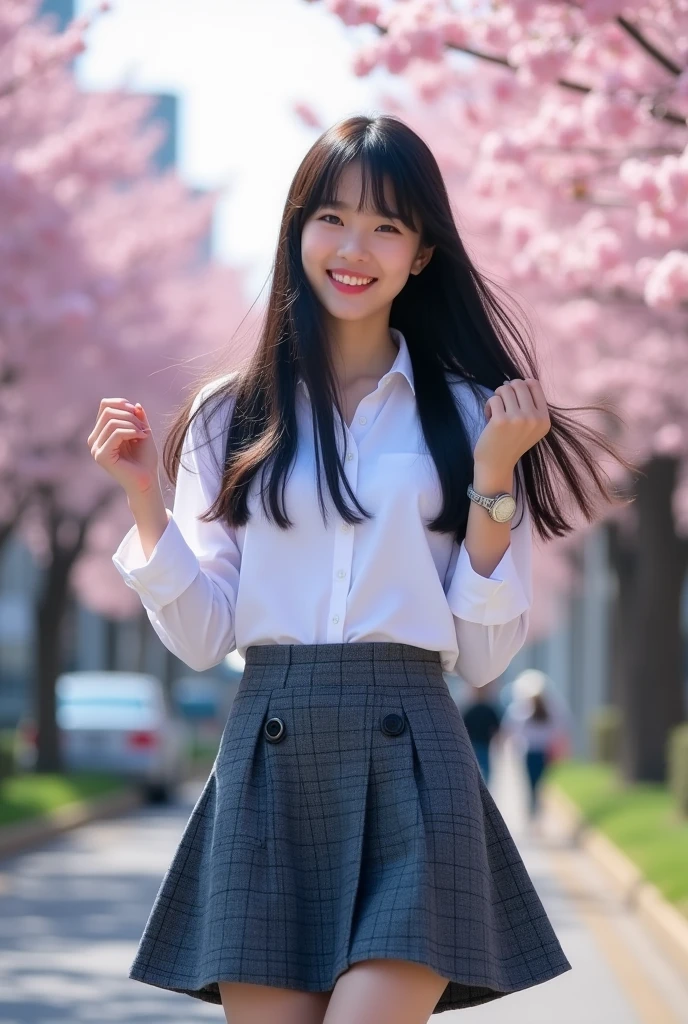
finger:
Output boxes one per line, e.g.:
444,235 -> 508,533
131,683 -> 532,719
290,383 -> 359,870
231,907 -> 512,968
493,382 -> 521,416
92,417 -> 147,454
106,414 -> 148,438
504,378 -> 539,416
98,398 -> 136,416
522,377 -> 548,413
134,403 -> 150,428
484,395 -> 506,420
92,417 -> 145,450
88,407 -> 143,447
91,426 -> 131,462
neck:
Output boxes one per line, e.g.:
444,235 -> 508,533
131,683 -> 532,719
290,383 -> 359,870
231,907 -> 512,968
325,312 -> 399,388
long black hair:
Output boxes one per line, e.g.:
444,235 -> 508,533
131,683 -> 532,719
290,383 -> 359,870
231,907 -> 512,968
163,113 -> 636,545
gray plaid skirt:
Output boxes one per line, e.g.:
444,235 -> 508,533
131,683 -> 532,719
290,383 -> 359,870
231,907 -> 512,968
129,642 -> 571,1013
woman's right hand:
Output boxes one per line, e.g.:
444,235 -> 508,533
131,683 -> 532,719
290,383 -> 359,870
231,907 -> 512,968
88,398 -> 160,497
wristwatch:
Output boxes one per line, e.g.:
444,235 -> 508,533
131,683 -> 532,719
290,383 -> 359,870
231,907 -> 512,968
467,483 -> 517,523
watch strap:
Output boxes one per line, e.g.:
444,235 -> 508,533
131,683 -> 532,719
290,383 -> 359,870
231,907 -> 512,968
467,484 -> 498,509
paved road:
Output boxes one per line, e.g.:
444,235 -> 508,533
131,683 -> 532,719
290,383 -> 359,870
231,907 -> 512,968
0,743 -> 687,1023
448,740 -> 688,1024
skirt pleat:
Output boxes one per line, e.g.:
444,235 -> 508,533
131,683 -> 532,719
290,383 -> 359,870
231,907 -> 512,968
128,642 -> 571,1013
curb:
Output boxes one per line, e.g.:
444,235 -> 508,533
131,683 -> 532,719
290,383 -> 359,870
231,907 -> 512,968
0,786 -> 144,861
542,783 -> 688,979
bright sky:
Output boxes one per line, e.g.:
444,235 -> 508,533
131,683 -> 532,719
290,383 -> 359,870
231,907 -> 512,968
76,0 -> 400,298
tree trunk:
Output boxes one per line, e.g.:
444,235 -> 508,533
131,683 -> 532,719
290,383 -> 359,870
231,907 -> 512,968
136,609 -> 148,673
620,457 -> 688,782
605,520 -> 636,712
32,488 -> 120,773
34,548 -> 74,773
105,618 -> 118,670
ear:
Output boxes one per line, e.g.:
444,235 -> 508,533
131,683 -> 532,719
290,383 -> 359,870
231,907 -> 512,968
411,244 -> 435,275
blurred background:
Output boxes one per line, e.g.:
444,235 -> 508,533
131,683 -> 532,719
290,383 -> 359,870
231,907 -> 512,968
1,1 -> 687,1021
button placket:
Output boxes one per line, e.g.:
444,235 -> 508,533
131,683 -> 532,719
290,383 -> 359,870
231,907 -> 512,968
326,439 -> 358,642
348,386 -> 383,445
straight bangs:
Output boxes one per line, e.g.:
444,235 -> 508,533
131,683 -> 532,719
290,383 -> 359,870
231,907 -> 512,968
298,140 -> 426,241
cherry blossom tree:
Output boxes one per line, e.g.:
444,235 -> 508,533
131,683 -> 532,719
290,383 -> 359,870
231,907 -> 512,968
303,0 -> 688,781
1,1 -> 252,770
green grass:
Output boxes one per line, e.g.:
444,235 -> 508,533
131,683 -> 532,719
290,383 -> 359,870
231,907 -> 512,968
0,772 -> 128,828
188,736 -> 218,765
548,759 -> 688,918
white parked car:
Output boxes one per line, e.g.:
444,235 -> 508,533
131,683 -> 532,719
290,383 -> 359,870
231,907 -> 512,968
17,671 -> 192,803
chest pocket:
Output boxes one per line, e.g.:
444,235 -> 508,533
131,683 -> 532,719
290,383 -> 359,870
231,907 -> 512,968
373,452 -> 443,522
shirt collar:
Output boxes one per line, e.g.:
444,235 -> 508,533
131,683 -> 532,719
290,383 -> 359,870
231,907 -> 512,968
297,327 -> 415,397
384,327 -> 415,395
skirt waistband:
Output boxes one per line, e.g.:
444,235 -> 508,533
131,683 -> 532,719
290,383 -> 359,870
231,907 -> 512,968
244,642 -> 442,668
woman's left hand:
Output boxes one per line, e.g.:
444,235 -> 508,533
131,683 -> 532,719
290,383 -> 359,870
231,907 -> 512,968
473,377 -> 551,472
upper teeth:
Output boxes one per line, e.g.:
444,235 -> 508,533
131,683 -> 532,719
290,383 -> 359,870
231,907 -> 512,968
330,272 -> 375,286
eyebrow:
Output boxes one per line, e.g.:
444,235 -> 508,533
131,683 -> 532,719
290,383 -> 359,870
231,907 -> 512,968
321,199 -> 402,221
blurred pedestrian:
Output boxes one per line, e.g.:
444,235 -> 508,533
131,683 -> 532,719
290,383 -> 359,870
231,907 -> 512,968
462,683 -> 503,785
504,669 -> 571,820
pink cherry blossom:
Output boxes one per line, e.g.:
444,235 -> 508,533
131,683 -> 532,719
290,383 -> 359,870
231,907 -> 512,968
1,1 -> 251,627
644,251 -> 688,310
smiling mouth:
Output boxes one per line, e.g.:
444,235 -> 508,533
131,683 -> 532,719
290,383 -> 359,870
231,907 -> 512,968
326,270 -> 378,293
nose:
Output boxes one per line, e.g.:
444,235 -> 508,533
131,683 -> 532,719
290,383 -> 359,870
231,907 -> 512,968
337,231 -> 371,262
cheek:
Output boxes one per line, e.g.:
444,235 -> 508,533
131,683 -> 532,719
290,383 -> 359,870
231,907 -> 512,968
373,236 -> 418,273
389,245 -> 417,275
301,225 -> 329,269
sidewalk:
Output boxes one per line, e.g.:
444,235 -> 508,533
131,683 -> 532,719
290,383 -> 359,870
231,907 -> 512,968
440,740 -> 688,1023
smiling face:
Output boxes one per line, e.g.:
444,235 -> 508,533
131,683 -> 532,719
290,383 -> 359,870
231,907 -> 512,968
301,161 -> 434,324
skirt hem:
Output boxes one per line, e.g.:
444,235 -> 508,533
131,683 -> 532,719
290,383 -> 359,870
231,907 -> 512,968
129,951 -> 572,1014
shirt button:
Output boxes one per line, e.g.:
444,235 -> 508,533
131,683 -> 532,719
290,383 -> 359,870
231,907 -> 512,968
341,523 -> 351,532
336,569 -> 346,579
358,416 -> 367,425
346,452 -> 354,461
332,615 -> 340,624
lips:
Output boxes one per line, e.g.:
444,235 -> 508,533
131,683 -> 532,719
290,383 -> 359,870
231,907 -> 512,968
326,270 -> 378,294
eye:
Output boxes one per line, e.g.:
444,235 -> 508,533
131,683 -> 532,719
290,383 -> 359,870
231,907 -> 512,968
318,214 -> 400,233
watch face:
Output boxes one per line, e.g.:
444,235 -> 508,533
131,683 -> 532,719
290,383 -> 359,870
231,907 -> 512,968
492,495 -> 516,522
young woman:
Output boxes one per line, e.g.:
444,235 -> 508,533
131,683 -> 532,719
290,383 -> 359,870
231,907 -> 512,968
89,114 -> 633,1024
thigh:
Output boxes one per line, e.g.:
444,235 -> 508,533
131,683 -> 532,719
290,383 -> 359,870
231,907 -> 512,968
219,981 -> 332,1024
323,958 -> 450,1024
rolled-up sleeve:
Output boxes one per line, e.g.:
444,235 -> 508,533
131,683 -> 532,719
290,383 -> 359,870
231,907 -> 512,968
112,378 -> 240,673
443,378 -> 533,686
445,474 -> 532,686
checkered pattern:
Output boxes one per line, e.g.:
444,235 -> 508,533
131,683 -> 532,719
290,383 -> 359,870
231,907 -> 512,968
128,642 -> 571,1013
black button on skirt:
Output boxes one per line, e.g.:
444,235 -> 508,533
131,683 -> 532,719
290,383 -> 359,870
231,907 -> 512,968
128,642 -> 572,1013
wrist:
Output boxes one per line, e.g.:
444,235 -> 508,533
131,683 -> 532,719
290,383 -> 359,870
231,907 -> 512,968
126,482 -> 165,514
472,461 -> 515,495
126,485 -> 170,561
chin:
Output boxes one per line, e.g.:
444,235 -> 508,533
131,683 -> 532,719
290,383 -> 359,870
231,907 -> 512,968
325,306 -> 381,323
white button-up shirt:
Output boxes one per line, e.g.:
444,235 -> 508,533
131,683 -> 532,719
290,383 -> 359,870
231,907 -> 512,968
112,328 -> 532,681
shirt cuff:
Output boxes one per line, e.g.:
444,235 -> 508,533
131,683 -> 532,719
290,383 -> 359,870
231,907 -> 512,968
111,510 -> 201,614
446,538 -> 531,626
